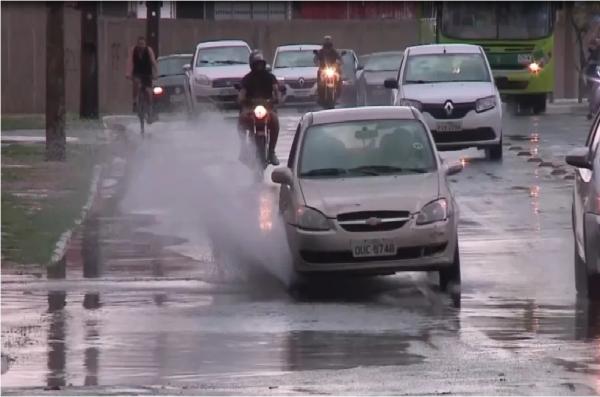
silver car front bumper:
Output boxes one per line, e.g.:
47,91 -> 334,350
285,216 -> 457,274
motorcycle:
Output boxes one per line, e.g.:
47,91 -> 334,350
240,99 -> 273,181
314,51 -> 341,110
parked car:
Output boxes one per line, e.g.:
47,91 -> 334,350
272,44 -> 321,106
384,44 -> 503,160
271,106 -> 463,291
339,49 -> 359,107
187,40 -> 251,109
152,53 -> 194,114
566,111 -> 600,299
355,51 -> 404,106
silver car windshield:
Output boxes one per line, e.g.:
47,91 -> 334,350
365,53 -> 403,72
274,50 -> 315,68
299,119 -> 437,179
403,53 -> 490,84
195,46 -> 249,67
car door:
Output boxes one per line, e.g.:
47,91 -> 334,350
392,50 -> 408,105
279,122 -> 303,222
575,114 -> 600,252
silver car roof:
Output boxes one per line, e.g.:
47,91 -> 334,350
406,43 -> 482,56
310,106 -> 418,125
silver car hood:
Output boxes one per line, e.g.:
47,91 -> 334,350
274,67 -> 318,80
193,64 -> 250,79
402,82 -> 494,103
299,173 -> 440,217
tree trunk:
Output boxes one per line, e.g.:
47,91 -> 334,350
146,2 -> 161,58
80,2 -> 99,119
46,2 -> 66,161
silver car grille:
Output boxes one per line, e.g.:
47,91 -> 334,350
337,211 -> 411,232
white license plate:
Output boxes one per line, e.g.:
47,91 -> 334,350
351,239 -> 397,258
518,54 -> 533,64
437,121 -> 462,132
295,89 -> 312,97
170,94 -> 184,103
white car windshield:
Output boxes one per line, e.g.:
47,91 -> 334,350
403,53 -> 490,84
299,119 -> 436,178
195,46 -> 249,67
274,50 -> 316,68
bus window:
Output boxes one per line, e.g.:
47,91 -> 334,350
441,2 -> 496,40
497,3 -> 551,40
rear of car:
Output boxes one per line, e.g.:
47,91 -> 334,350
567,112 -> 600,298
272,107 -> 461,289
356,51 -> 404,106
272,45 -> 320,106
189,40 -> 251,109
153,54 -> 193,114
391,44 -> 503,160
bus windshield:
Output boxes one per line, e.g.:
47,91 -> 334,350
441,2 -> 551,40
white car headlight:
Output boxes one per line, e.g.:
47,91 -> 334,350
416,198 -> 448,225
194,74 -> 211,86
399,98 -> 422,111
296,206 -> 331,231
476,95 -> 496,113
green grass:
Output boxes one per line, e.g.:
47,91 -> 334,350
1,143 -> 103,265
1,113 -> 104,131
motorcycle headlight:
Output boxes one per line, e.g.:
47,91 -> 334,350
152,86 -> 164,95
254,105 -> 267,120
296,206 -> 331,231
416,198 -> 448,225
194,74 -> 210,85
399,98 -> 422,111
475,95 -> 496,113
323,67 -> 337,78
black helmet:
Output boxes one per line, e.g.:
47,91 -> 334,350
249,50 -> 267,71
323,35 -> 333,49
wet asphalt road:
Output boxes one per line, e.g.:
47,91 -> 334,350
2,108 -> 600,395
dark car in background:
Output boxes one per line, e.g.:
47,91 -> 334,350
339,49 -> 359,107
356,51 -> 404,106
153,54 -> 194,114
567,111 -> 600,299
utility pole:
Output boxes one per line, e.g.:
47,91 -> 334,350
46,2 -> 66,161
80,2 -> 99,118
146,2 -> 161,57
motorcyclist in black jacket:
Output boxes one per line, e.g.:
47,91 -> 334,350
313,36 -> 343,104
237,51 -> 281,165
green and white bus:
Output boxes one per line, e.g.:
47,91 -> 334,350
434,2 -> 559,114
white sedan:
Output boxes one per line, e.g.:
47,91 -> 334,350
385,44 -> 503,160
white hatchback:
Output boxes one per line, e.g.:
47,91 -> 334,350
385,44 -> 503,160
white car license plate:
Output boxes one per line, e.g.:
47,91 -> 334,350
351,239 -> 397,258
296,89 -> 312,97
170,94 -> 184,103
437,121 -> 462,132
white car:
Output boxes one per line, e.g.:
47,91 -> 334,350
186,40 -> 251,109
384,44 -> 503,160
272,44 -> 321,106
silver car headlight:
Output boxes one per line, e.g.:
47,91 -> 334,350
399,98 -> 422,111
416,198 -> 448,225
476,95 -> 496,113
194,74 -> 211,86
296,206 -> 331,231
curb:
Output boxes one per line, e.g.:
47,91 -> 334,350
48,125 -> 131,268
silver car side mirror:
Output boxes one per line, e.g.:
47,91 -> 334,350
271,167 -> 293,185
445,163 -> 463,176
566,147 -> 593,170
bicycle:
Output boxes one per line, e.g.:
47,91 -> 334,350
136,86 -> 151,136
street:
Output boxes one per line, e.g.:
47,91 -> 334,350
2,108 -> 600,395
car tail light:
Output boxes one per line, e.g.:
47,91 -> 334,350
254,105 -> 267,120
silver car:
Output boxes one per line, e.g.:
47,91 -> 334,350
566,111 -> 600,298
271,106 -> 463,290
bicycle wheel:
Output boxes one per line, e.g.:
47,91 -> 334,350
137,91 -> 146,135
